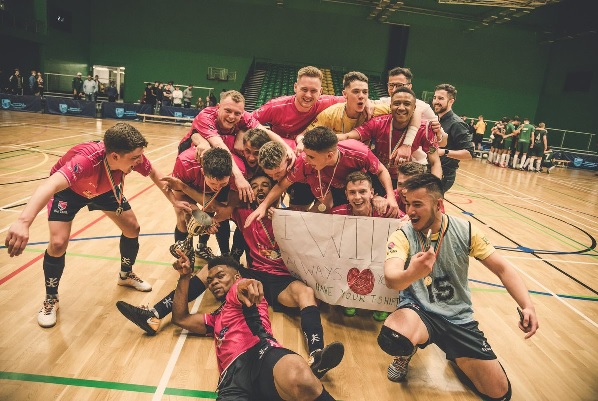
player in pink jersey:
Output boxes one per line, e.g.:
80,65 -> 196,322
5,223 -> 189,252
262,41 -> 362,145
179,90 -> 294,204
171,253 -> 338,401
331,171 -> 407,321
245,126 -> 399,227
4,123 -> 186,329
117,175 -> 344,379
252,66 -> 346,150
342,86 -> 442,189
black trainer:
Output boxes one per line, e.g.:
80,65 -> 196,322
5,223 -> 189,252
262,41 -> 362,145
308,341 -> 345,379
116,301 -> 160,335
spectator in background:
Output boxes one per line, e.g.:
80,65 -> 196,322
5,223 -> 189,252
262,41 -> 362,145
106,81 -> 119,103
94,75 -> 101,101
9,69 -> 24,95
473,115 -> 486,156
196,96 -> 206,110
162,82 -> 173,107
208,93 -> 217,107
72,72 -> 83,99
36,72 -> 44,97
183,85 -> 193,108
144,83 -> 155,107
434,84 -> 473,192
172,85 -> 183,107
83,74 -> 97,102
28,70 -> 37,95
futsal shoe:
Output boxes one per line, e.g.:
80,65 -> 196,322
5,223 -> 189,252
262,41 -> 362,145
388,348 -> 418,382
547,166 -> 555,174
343,307 -> 357,317
116,301 -> 161,335
308,341 -> 345,379
117,272 -> 152,292
37,297 -> 59,328
372,311 -> 390,322
195,244 -> 216,262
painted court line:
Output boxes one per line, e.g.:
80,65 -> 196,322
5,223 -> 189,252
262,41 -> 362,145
504,255 -> 598,265
153,294 -> 206,401
506,260 -> 598,329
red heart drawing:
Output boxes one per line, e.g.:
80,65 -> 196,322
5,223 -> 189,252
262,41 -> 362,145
347,268 -> 375,295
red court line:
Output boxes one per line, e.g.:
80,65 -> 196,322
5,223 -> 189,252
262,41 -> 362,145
0,184 -> 155,286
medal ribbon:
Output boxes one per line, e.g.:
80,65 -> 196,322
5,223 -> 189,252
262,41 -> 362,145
388,122 -> 407,167
416,215 -> 447,259
103,156 -> 124,211
317,150 -> 341,204
202,178 -> 222,211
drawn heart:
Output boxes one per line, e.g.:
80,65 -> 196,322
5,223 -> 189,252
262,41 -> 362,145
347,268 -> 375,295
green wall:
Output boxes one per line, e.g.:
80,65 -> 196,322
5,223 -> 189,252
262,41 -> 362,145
5,0 -> 593,145
89,0 -> 390,103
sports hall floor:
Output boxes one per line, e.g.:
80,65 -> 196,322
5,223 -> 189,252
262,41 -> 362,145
0,111 -> 597,401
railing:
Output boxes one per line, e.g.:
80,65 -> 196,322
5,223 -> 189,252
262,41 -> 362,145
0,11 -> 45,34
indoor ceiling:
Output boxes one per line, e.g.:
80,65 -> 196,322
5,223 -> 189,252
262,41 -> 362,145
310,0 -> 595,43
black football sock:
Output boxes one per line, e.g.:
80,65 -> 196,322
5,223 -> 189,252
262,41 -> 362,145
119,234 -> 139,274
153,275 -> 206,318
301,305 -> 325,354
43,251 -> 65,297
215,220 -> 231,255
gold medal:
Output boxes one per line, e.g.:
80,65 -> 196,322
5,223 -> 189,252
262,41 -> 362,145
423,276 -> 432,286
116,206 -> 123,216
269,250 -> 280,259
318,203 -> 327,212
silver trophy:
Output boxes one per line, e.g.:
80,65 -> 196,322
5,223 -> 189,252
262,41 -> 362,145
169,210 -> 213,258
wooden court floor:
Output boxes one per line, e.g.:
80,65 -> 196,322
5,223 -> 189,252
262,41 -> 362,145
0,111 -> 597,401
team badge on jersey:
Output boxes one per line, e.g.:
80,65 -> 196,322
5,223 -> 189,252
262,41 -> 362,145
57,201 -> 68,211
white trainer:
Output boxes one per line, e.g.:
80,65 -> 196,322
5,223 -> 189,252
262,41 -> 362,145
117,272 -> 152,292
38,298 -> 59,328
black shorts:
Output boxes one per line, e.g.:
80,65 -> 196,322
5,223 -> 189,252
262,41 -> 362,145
48,188 -> 131,222
402,303 -> 497,361
287,182 -> 315,206
217,341 -> 296,401
239,267 -> 298,309
178,136 -> 193,154
473,134 -> 484,146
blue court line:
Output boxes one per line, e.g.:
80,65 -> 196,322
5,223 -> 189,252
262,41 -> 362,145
469,278 -> 598,302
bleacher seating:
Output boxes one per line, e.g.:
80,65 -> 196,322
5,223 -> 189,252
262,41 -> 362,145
243,61 -> 385,111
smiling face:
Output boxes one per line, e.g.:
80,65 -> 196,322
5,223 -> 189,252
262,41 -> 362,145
391,91 -> 416,128
216,97 -> 245,131
346,180 -> 374,216
206,265 -> 240,302
387,74 -> 412,97
403,187 -> 442,233
109,147 -> 145,174
294,76 -> 323,112
343,80 -> 369,117
250,176 -> 273,205
432,90 -> 454,117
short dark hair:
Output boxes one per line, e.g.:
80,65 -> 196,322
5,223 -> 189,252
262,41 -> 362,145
391,86 -> 417,99
303,126 -> 338,152
403,173 -> 444,199
207,255 -> 242,271
388,67 -> 413,81
202,148 -> 232,179
343,71 -> 368,88
104,123 -> 148,155
397,162 -> 426,177
512,116 -> 521,122
345,171 -> 372,187
435,84 -> 457,100
243,128 -> 271,149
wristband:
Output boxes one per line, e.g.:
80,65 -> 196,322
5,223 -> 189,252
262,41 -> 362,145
402,125 -> 418,147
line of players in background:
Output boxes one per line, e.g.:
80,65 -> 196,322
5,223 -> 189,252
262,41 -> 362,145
486,116 -> 555,173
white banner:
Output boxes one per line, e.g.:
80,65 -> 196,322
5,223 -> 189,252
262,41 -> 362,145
272,209 -> 402,312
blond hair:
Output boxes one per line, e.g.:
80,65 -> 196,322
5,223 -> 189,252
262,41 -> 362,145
297,66 -> 323,82
220,90 -> 245,104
